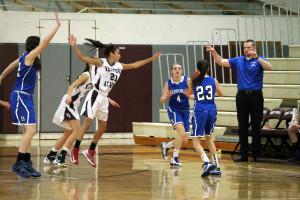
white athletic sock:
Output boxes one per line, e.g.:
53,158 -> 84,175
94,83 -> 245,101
211,154 -> 219,167
166,141 -> 174,148
173,149 -> 180,158
51,147 -> 58,152
201,153 -> 210,164
62,146 -> 69,153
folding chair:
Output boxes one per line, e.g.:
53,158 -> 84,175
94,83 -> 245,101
271,108 -> 294,154
261,108 -> 284,152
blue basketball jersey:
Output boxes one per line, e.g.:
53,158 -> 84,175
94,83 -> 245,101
12,52 -> 38,95
193,76 -> 216,111
168,76 -> 189,110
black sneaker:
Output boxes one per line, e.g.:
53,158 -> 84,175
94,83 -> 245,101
25,161 -> 41,177
11,160 -> 31,178
54,153 -> 68,167
44,152 -> 57,164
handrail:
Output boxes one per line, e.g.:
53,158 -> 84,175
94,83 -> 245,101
158,54 -> 185,109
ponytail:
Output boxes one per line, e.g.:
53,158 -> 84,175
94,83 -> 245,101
84,38 -> 118,57
25,36 -> 41,70
192,60 -> 209,88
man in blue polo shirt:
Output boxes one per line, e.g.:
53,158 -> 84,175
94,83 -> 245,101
205,39 -> 272,162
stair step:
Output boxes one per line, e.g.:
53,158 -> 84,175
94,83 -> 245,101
264,71 -> 300,85
267,58 -> 300,70
132,122 -> 226,140
189,97 -> 282,111
289,45 -> 300,58
220,84 -> 300,99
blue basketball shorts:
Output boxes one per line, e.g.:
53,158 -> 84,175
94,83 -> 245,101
10,91 -> 36,126
167,106 -> 190,133
191,110 -> 217,137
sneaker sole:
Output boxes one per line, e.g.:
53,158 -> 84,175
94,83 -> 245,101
53,160 -> 68,168
201,165 -> 216,177
11,167 -> 31,178
82,151 -> 96,167
170,163 -> 182,167
210,171 -> 221,175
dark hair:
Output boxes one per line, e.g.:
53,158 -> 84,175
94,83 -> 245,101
192,60 -> 209,88
84,38 -> 118,57
245,39 -> 256,47
25,36 -> 41,70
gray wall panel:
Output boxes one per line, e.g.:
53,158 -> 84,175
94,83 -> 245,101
40,44 -> 70,132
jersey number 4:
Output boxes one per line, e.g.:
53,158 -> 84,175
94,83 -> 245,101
196,85 -> 213,101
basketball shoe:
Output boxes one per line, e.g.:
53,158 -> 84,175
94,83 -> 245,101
25,161 -> 41,177
170,156 -> 182,167
209,167 -> 221,175
11,160 -> 31,178
53,151 -> 68,168
201,162 -> 216,177
83,149 -> 96,167
70,148 -> 79,165
160,142 -> 169,160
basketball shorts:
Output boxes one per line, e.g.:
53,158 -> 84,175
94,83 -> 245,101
81,89 -> 109,121
167,106 -> 190,133
191,110 -> 217,137
10,91 -> 36,126
52,95 -> 80,130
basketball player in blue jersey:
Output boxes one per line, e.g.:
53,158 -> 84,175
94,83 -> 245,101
160,63 -> 192,167
44,63 -> 120,168
67,34 -> 161,167
188,60 -> 223,177
0,12 -> 61,178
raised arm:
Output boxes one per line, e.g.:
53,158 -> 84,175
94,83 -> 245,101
249,51 -> 272,71
68,34 -> 103,66
215,78 -> 223,97
205,46 -> 230,68
0,58 -> 19,85
122,52 -> 162,70
160,81 -> 173,104
65,74 -> 89,105
25,12 -> 61,66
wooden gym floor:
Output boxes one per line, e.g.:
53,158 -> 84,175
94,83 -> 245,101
0,140 -> 299,200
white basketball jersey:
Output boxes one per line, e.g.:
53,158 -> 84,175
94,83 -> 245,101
69,71 -> 93,108
91,58 -> 123,96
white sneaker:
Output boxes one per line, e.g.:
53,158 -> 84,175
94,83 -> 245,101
160,142 -> 169,160
44,155 -> 56,164
201,163 -> 216,177
170,157 -> 182,167
209,167 -> 221,175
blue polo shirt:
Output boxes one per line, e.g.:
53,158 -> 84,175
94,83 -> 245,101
228,56 -> 266,90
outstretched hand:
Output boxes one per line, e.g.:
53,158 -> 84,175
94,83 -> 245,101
54,12 -> 61,27
204,45 -> 215,53
68,34 -> 77,46
152,52 -> 162,61
108,98 -> 120,107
